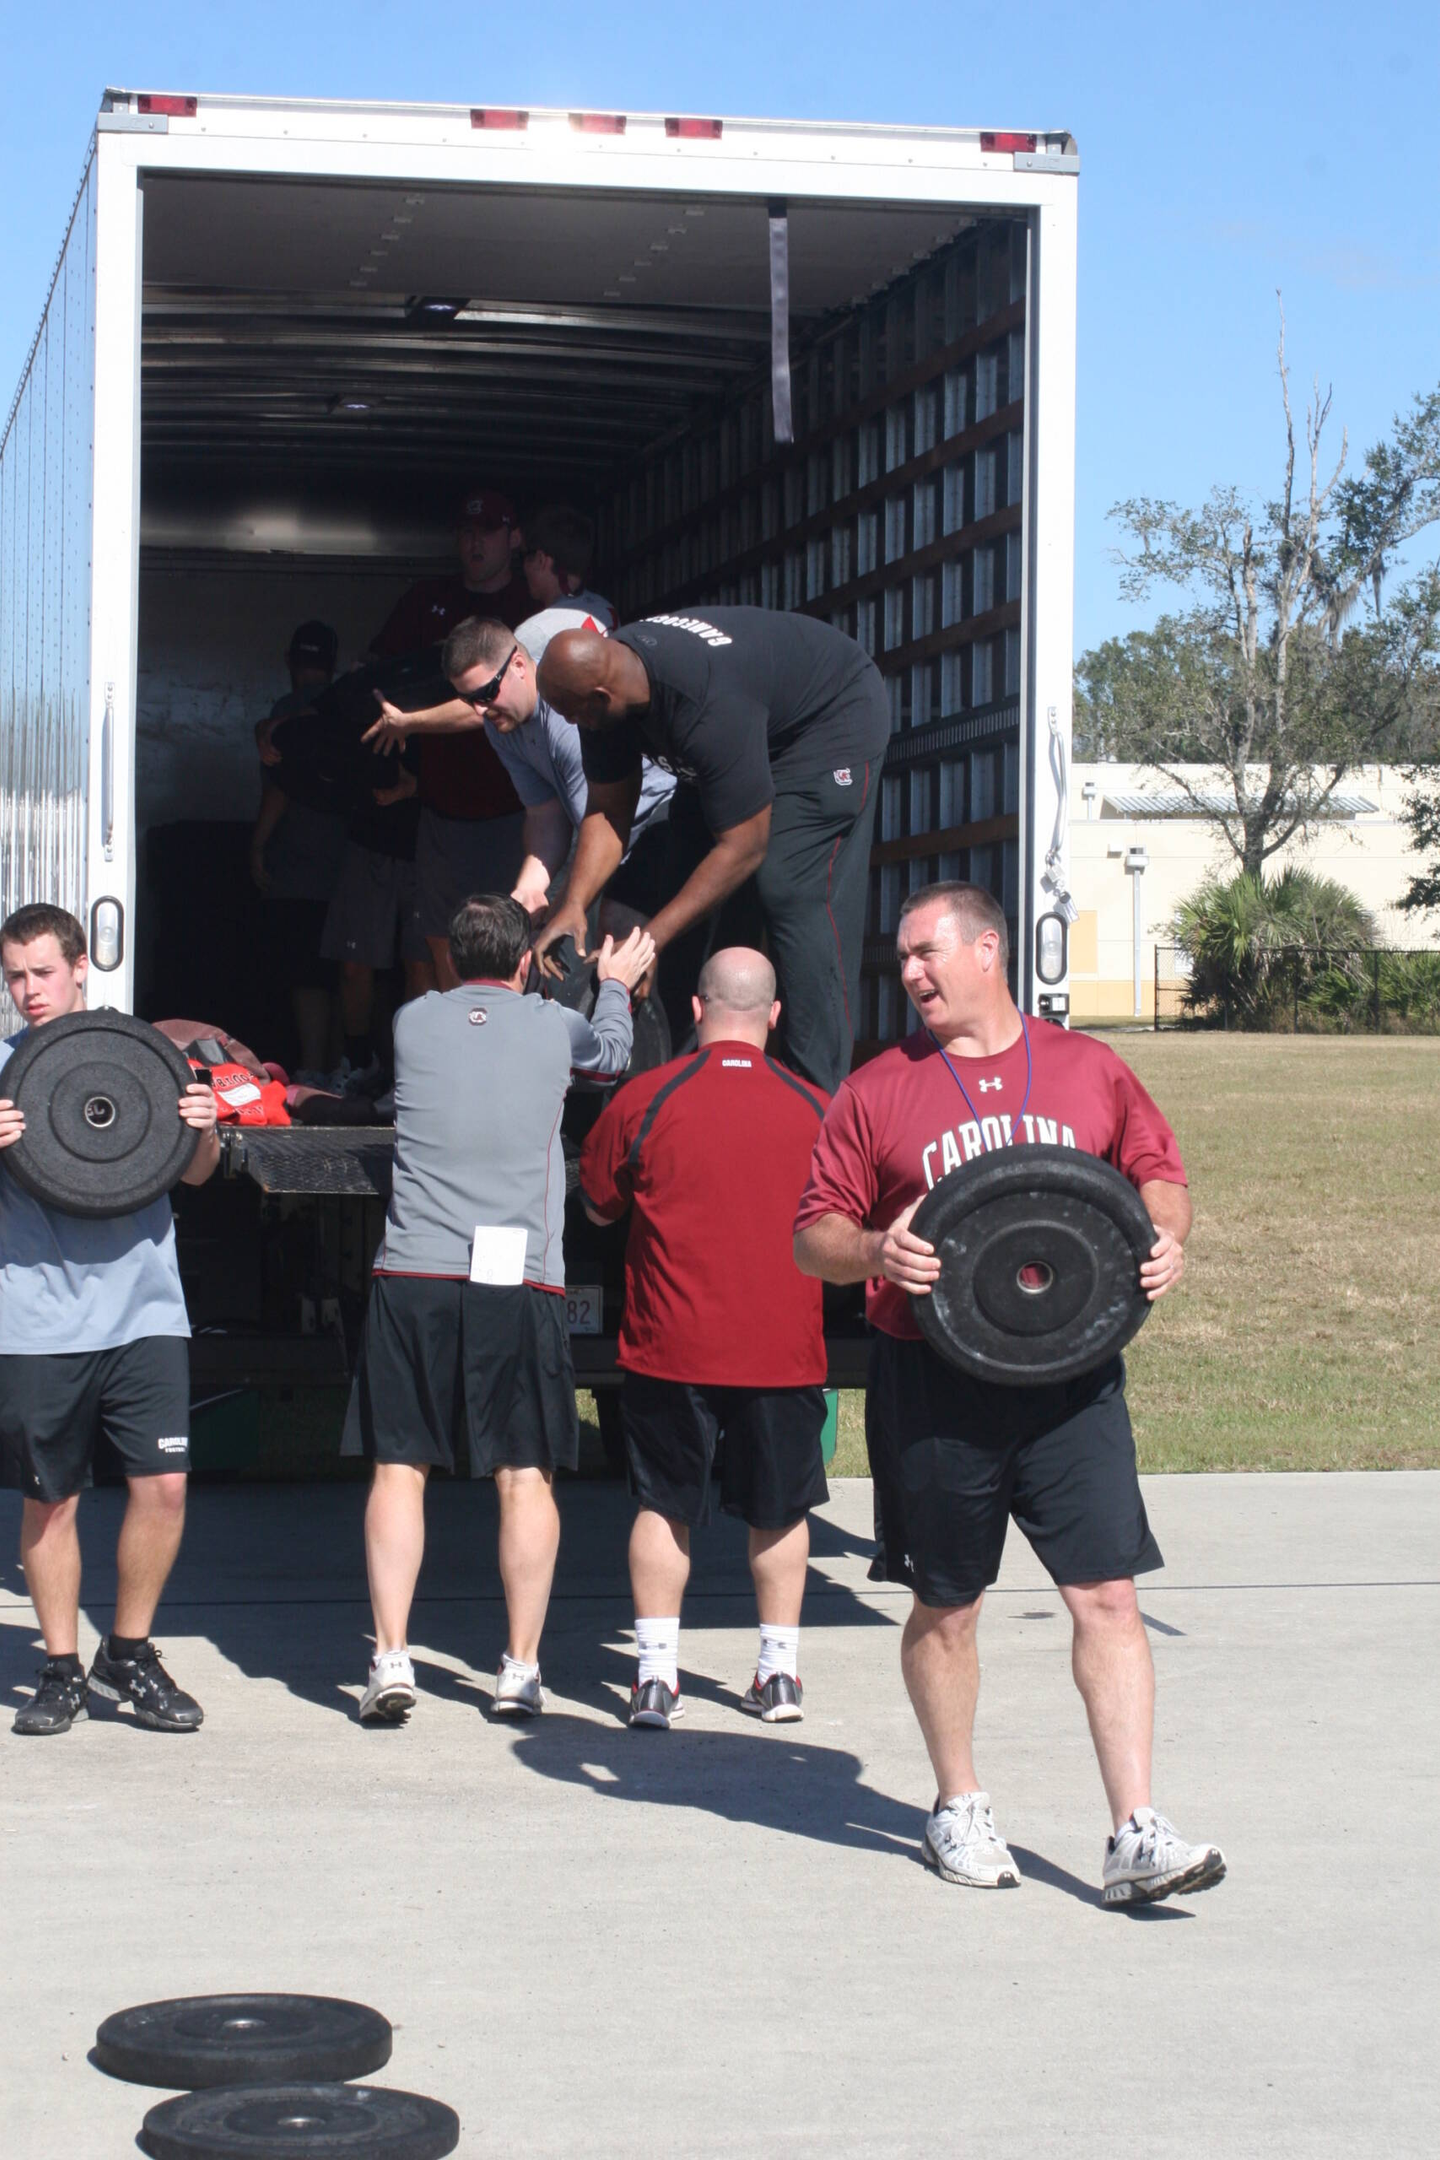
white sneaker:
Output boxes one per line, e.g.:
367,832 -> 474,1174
922,1791 -> 1022,1888
358,1649 -> 415,1724
1103,1807 -> 1226,1906
493,1660 -> 544,1717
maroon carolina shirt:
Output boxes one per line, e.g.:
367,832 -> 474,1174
794,1017 -> 1187,1341
370,571 -> 530,820
580,1041 -> 829,1388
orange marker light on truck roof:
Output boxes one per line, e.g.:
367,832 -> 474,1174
980,131 -> 1037,153
470,109 -> 529,130
569,112 -> 627,135
137,95 -> 197,117
665,118 -> 723,140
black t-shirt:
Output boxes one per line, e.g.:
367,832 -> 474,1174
580,609 -> 890,834
346,740 -> 421,860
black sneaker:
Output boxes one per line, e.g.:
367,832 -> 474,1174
13,1660 -> 89,1736
88,1641 -> 204,1732
740,1672 -> 804,1724
628,1677 -> 684,1730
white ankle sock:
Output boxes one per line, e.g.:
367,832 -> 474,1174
756,1624 -> 800,1684
635,1617 -> 680,1691
500,1651 -> 539,1681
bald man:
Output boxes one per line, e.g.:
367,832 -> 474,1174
536,608 -> 889,1094
580,947 -> 830,1728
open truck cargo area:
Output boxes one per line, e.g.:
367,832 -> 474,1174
1,93 -> 1079,1403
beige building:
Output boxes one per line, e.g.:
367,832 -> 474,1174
1066,764 -> 1440,1021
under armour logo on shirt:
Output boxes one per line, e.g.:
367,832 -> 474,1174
467,1009 -> 488,1025
977,1076 -> 1003,1092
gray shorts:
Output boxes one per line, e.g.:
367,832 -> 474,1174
415,807 -> 526,940
320,842 -> 426,967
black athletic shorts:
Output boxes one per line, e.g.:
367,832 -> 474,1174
0,1336 -> 192,1502
342,1274 -> 578,1477
620,1372 -> 828,1530
865,1333 -> 1162,1608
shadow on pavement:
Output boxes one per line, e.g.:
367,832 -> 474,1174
0,1478 -> 893,1729
507,1703 -> 928,1862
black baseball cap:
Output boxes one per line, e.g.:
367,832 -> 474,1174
288,620 -> 338,669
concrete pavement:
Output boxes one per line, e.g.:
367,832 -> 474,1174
1,1471 -> 1436,2159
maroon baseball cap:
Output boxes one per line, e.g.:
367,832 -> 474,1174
457,489 -> 516,531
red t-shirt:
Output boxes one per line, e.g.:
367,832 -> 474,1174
793,1017 -> 1186,1341
579,1041 -> 829,1387
370,572 -> 530,820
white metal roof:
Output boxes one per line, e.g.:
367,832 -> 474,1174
1100,791 -> 1380,820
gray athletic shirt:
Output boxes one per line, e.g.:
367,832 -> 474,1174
0,1032 -> 191,1354
485,695 -> 674,853
375,980 -> 634,1286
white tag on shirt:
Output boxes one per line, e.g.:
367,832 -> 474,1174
469,1225 -> 527,1286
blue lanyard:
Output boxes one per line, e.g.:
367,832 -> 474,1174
928,1011 -> 1033,1148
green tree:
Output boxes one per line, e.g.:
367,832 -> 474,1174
1170,867 -> 1378,1025
1075,313 -> 1440,876
1397,770 -> 1440,914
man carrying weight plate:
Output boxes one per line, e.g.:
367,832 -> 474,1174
0,905 -> 220,1737
793,881 -> 1225,1907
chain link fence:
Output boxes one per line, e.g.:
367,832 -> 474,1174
1153,947 -> 1440,1033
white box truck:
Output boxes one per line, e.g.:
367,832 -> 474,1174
0,90 -> 1080,1410
2,88 -> 1079,1030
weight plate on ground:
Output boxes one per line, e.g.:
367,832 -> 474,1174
1,1011 -> 198,1218
908,1143 -> 1155,1385
138,2082 -> 459,2160
94,1994 -> 392,2090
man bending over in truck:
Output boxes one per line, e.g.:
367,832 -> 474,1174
534,608 -> 889,1096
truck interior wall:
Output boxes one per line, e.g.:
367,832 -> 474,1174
596,217 -> 1030,1049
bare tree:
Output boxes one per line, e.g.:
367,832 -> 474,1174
1075,306 -> 1440,876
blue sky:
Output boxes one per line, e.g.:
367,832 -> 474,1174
3,1 -> 1436,655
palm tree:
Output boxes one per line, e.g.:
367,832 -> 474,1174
1170,868 -> 1377,1024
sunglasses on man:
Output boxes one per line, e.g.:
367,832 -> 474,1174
456,645 -> 520,709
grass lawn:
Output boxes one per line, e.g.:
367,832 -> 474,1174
830,1033 -> 1440,1475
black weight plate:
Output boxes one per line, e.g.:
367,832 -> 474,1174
138,2083 -> 459,2160
1,1011 -> 199,1218
626,990 -> 671,1077
272,650 -> 452,814
909,1144 -> 1155,1385
540,940 -> 672,1079
94,1994 -> 392,2091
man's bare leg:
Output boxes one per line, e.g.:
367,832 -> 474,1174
113,1474 -> 188,1638
1059,1578 -> 1154,1831
365,1463 -> 429,1652
339,960 -> 375,1040
426,936 -> 459,991
748,1519 -> 808,1626
494,1466 -> 560,1665
403,956 -> 436,1001
292,986 -> 333,1075
629,1509 -> 691,1617
19,1495 -> 82,1656
901,1593 -> 984,1798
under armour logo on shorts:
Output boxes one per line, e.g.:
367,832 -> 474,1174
833,768 -> 853,786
